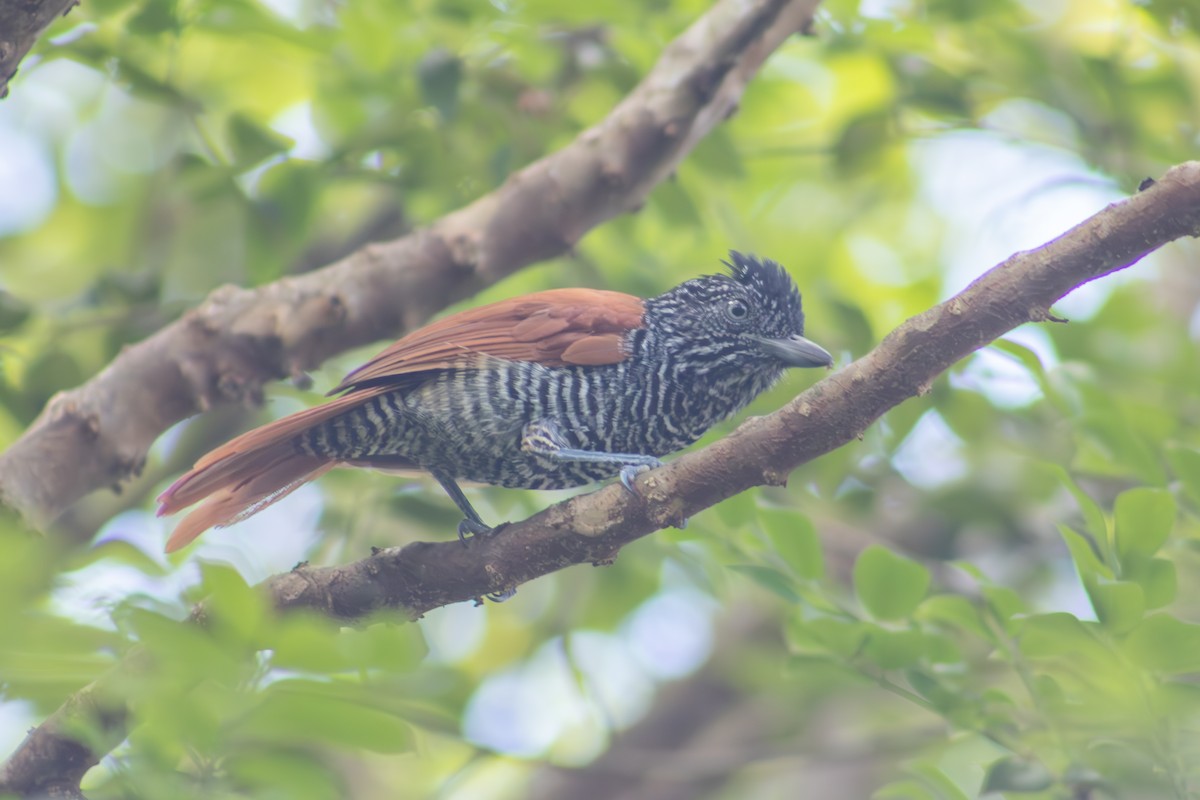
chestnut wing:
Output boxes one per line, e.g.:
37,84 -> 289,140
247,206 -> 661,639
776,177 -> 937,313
330,287 -> 645,393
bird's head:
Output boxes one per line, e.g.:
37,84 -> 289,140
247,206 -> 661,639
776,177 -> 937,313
646,251 -> 833,373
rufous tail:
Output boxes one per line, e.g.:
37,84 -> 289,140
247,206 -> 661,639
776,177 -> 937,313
157,386 -> 391,552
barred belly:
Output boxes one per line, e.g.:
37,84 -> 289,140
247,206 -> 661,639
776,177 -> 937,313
297,357 -> 780,491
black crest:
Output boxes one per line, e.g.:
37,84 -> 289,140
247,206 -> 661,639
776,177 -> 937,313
720,250 -> 806,335
723,252 -> 801,304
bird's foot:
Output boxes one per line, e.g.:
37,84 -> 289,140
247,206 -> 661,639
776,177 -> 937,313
619,459 -> 663,494
617,461 -> 688,529
486,587 -> 517,603
457,518 -> 494,547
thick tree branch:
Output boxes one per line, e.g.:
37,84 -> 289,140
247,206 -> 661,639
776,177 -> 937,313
0,0 -> 77,99
261,163 -> 1200,616
0,0 -> 820,533
6,162 -> 1197,798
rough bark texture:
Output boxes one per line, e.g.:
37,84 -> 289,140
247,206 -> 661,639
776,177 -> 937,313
0,0 -> 820,534
5,161 -> 1199,799
0,0 -> 78,99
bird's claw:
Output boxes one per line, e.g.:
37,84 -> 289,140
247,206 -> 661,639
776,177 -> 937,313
486,587 -> 517,602
619,459 -> 663,495
457,518 -> 494,547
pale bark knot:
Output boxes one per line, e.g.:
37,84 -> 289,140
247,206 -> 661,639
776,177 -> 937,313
761,469 -> 789,488
600,162 -> 627,187
447,231 -> 481,272
80,410 -> 101,440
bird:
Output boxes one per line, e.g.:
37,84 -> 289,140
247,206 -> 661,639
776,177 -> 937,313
157,251 -> 832,553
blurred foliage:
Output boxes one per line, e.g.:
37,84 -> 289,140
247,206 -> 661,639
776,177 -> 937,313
2,0 -> 1200,798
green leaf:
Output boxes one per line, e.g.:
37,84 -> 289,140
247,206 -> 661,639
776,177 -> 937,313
1058,524 -> 1113,583
688,127 -> 746,179
229,114 -> 294,168
201,563 -> 267,646
786,616 -> 867,659
873,780 -> 937,800
980,585 -> 1026,624
0,290 -> 30,333
1166,445 -> 1200,508
982,756 -> 1054,793
418,48 -> 463,121
854,545 -> 930,620
713,490 -> 756,531
991,338 -> 1047,382
759,507 -> 824,580
906,670 -> 965,714
1079,411 -> 1167,485
127,0 -> 179,35
223,747 -> 343,800
935,385 -> 997,442
907,761 -> 972,800
337,624 -> 428,671
862,627 -> 928,669
89,0 -> 137,14
266,615 -> 347,674
1113,487 -> 1175,566
0,613 -> 116,705
835,111 -> 892,174
650,179 -> 704,228
915,595 -> 990,639
66,539 -> 168,576
1089,580 -> 1145,634
235,681 -> 415,753
1124,615 -> 1200,674
1126,557 -> 1177,610
256,161 -> 318,241
727,564 -> 799,602
1049,465 -> 1109,549
1018,613 -> 1104,662
123,607 -> 244,687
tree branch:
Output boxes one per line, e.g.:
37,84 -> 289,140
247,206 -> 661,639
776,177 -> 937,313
262,163 -> 1200,616
0,0 -> 820,534
0,0 -> 78,99
6,162 -> 1197,798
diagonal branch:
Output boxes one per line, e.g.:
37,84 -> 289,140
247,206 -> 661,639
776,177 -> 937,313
0,0 -> 821,534
257,164 -> 1200,617
5,162 -> 1197,799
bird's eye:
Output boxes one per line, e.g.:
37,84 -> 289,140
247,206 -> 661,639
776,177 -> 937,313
726,299 -> 749,321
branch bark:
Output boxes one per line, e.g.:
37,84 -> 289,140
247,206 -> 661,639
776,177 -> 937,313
0,0 -> 77,99
0,0 -> 820,534
260,164 -> 1200,617
6,163 -> 1198,798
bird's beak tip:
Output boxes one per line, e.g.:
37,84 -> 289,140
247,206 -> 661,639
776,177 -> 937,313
758,335 -> 833,369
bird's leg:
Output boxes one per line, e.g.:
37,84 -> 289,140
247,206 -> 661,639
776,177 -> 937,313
430,472 -> 514,602
431,472 -> 493,545
522,420 -> 687,530
521,420 -> 664,493
520,419 -> 691,532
